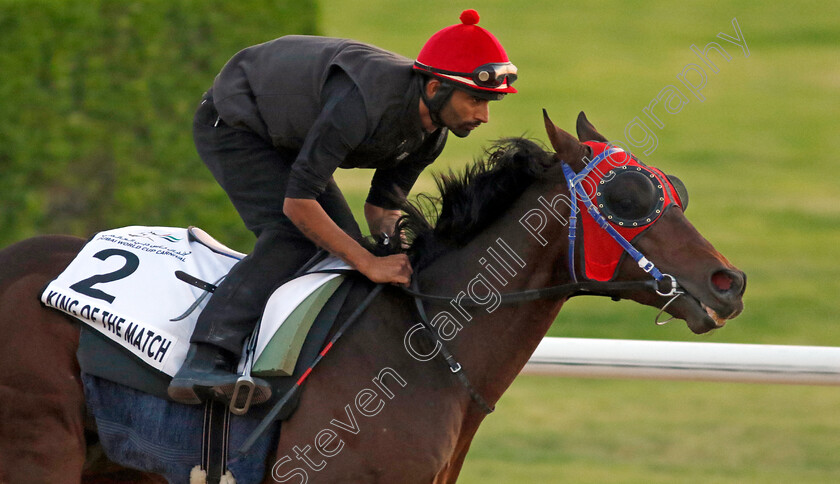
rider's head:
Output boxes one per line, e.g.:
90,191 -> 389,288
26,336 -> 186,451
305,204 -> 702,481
414,9 -> 517,137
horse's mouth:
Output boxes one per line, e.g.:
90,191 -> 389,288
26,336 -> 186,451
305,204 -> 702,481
674,291 -> 741,334
700,301 -> 728,329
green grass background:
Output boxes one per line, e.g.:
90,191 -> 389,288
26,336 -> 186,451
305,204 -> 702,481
3,0 -> 837,481
318,1 -> 840,482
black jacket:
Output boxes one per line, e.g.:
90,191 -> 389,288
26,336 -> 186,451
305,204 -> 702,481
212,35 -> 448,208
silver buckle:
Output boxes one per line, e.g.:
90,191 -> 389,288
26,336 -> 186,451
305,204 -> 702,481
229,376 -> 256,416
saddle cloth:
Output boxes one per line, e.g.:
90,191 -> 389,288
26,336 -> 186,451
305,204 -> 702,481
40,225 -> 351,376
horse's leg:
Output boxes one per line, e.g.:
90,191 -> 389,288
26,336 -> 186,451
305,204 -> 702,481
0,236 -> 87,484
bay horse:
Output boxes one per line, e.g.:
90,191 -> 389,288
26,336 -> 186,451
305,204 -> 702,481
0,112 -> 745,484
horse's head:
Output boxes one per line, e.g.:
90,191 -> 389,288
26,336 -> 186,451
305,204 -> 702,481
543,110 -> 745,334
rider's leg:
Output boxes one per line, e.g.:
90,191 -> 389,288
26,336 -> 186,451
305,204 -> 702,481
168,94 -> 362,405
191,229 -> 317,354
169,94 -> 299,404
168,227 -> 317,404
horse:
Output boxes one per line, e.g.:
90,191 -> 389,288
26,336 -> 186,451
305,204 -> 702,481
0,111 -> 745,484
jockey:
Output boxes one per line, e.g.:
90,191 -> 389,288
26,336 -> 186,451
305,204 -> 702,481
168,10 -> 518,405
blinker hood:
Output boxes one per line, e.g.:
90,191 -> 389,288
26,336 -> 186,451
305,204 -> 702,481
574,141 -> 687,282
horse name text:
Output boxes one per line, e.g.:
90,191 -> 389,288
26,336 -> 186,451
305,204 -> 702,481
42,289 -> 174,365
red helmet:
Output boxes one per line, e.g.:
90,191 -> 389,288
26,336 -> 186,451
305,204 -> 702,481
414,9 -> 517,97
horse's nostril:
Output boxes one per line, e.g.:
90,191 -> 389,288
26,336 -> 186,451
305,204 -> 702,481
711,269 -> 746,297
711,270 -> 734,293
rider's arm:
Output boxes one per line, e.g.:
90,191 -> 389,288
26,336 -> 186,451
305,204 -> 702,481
364,203 -> 403,237
284,71 -> 412,285
365,128 -> 447,209
284,198 -> 411,285
363,129 -> 448,238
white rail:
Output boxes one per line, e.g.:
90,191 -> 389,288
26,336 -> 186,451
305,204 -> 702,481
523,337 -> 840,386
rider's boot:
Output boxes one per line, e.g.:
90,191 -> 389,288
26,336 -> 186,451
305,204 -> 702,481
167,343 -> 271,405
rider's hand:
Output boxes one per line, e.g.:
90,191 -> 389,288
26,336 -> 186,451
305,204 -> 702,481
359,253 -> 413,286
283,199 -> 412,285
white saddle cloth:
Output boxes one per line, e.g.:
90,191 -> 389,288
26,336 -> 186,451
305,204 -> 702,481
40,226 -> 348,375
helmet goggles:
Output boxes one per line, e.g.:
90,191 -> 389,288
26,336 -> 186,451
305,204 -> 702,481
414,61 -> 518,90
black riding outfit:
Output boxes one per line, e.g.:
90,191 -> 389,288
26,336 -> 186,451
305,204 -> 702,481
191,35 -> 448,357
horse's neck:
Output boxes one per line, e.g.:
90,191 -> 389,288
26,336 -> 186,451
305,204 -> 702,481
418,180 -> 572,404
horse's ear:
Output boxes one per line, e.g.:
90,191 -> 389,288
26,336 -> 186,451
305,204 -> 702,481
543,109 -> 581,162
576,111 -> 608,142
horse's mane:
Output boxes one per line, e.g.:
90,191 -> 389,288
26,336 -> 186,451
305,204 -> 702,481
396,137 -> 552,269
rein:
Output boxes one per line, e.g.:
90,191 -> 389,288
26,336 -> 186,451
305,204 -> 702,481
401,274 -> 678,415
402,277 -> 668,306
269,266 -> 672,417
